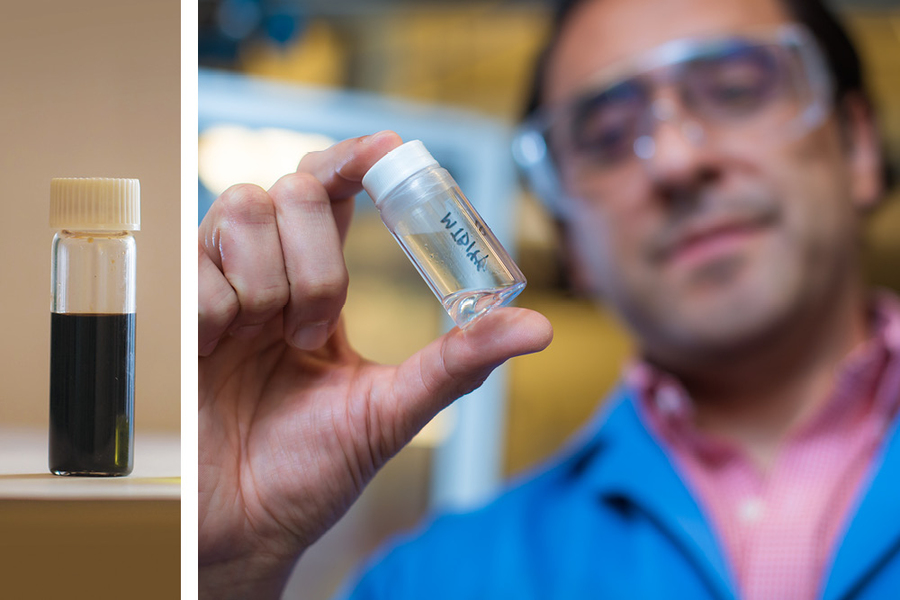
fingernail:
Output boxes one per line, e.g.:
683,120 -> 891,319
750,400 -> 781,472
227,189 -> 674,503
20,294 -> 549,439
365,130 -> 394,145
291,321 -> 329,350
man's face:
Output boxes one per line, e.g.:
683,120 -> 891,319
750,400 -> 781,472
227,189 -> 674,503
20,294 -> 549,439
545,0 -> 872,367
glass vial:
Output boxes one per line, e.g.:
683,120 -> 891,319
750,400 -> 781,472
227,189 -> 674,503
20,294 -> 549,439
49,178 -> 139,476
362,140 -> 526,329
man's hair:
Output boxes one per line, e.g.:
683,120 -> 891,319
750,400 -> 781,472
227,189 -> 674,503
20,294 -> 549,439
523,0 -> 895,192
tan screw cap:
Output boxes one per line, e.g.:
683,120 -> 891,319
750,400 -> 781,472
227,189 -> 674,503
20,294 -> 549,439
50,178 -> 140,231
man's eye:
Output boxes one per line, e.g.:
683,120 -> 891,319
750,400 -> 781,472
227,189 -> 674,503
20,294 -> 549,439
569,80 -> 646,148
571,98 -> 644,163
577,121 -> 632,157
708,79 -> 768,108
687,46 -> 780,116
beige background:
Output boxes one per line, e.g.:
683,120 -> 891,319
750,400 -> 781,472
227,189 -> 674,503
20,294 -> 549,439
0,0 -> 181,432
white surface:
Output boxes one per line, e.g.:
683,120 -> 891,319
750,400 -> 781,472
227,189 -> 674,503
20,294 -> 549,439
0,427 -> 180,500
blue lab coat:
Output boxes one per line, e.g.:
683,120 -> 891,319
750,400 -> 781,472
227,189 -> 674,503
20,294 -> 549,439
343,386 -> 900,599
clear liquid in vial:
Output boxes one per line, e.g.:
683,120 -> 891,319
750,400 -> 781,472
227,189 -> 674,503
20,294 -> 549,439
398,227 -> 525,328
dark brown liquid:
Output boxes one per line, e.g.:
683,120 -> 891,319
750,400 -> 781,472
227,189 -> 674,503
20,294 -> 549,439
49,313 -> 135,476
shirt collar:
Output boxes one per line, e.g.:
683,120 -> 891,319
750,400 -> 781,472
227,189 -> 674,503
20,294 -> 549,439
624,291 -> 900,454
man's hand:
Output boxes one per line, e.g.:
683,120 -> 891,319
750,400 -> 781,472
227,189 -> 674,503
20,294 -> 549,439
198,131 -> 553,598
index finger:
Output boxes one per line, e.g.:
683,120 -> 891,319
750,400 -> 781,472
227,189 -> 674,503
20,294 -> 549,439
298,130 -> 402,199
297,130 -> 403,240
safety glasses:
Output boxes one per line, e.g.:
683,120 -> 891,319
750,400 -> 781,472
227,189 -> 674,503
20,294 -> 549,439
512,24 -> 833,215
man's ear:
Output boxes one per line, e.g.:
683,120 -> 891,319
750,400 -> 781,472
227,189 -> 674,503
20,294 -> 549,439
841,92 -> 883,211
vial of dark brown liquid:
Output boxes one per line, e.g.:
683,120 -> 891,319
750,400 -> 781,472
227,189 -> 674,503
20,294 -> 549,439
49,178 -> 139,476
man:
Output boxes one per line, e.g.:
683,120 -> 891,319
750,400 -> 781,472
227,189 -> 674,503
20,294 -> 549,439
199,0 -> 898,597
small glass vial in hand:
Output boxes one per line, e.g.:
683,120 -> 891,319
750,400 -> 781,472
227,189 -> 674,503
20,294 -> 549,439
49,178 -> 139,476
363,140 -> 526,329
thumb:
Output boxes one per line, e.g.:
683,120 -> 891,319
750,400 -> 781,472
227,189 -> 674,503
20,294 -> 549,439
382,307 -> 553,444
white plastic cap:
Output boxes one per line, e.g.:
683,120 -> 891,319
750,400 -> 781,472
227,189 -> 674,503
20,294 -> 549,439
362,140 -> 438,206
50,177 -> 141,231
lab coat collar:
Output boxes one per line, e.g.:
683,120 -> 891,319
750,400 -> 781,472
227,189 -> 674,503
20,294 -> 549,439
576,384 -> 900,600
821,408 -> 900,600
578,386 -> 738,600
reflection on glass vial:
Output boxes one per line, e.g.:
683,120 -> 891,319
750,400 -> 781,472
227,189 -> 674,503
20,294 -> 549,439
363,141 -> 526,328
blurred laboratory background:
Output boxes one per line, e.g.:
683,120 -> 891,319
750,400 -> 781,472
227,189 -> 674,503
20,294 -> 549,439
0,1 -> 180,598
198,0 -> 900,597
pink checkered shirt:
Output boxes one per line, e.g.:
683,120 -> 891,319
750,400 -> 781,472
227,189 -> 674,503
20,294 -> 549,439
626,293 -> 900,600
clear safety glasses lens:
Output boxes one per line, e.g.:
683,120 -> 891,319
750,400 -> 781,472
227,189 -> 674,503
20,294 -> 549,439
557,40 -> 818,167
511,24 -> 832,214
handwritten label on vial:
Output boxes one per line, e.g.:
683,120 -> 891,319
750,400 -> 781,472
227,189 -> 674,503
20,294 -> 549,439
441,211 -> 490,272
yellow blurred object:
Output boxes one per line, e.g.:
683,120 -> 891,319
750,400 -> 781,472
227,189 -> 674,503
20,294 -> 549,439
241,20 -> 348,87
373,9 -> 549,116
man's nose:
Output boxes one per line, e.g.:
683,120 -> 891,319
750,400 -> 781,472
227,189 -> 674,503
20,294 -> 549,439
639,97 -> 713,191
